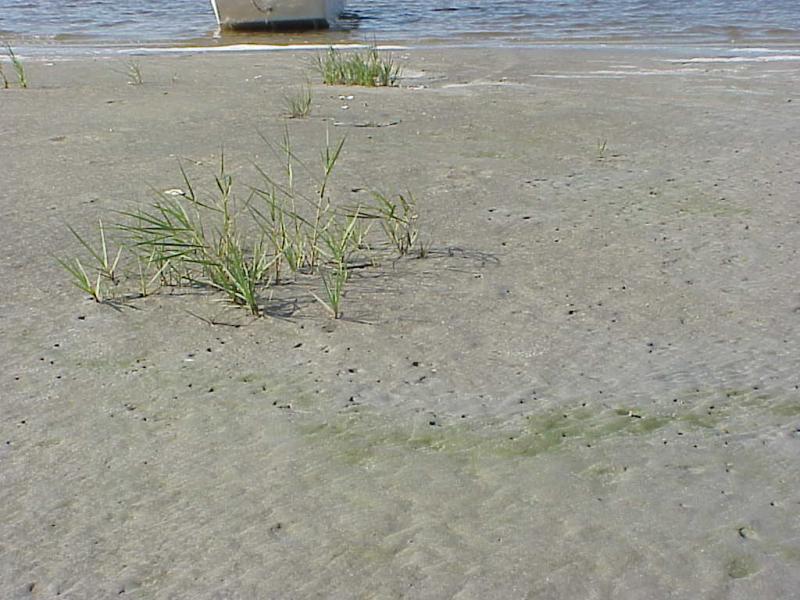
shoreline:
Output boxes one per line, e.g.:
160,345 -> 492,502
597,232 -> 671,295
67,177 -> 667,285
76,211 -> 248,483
4,30 -> 800,61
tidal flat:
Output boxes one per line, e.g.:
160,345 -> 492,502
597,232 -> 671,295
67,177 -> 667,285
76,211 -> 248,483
1,46 -> 799,598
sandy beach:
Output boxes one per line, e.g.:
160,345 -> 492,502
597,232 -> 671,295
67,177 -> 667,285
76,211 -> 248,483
1,45 -> 800,598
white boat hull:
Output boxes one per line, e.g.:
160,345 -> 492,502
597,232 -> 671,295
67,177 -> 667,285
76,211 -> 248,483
210,0 -> 344,30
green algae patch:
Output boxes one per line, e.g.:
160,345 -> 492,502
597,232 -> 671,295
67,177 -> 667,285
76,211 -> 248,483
664,387 -> 799,427
296,405 -> 678,466
292,387 -> 796,467
675,193 -> 753,219
726,555 -> 760,579
664,387 -> 784,431
572,413 -> 669,439
632,415 -> 672,433
609,409 -> 670,434
678,412 -> 719,429
298,412 -> 487,463
779,545 -> 800,564
771,401 -> 800,417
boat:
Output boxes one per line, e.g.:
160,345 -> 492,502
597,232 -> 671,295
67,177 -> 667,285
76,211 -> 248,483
210,0 -> 345,30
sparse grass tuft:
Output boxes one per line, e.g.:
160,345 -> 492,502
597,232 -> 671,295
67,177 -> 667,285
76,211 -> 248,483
4,44 -> 27,88
283,84 -> 313,118
67,220 -> 123,285
313,263 -> 348,319
59,257 -> 104,303
58,220 -> 123,302
416,237 -> 432,259
135,251 -> 171,298
316,46 -> 400,87
596,138 -> 608,159
120,155 -> 272,316
363,192 -> 419,255
312,208 -> 361,319
125,60 -> 144,85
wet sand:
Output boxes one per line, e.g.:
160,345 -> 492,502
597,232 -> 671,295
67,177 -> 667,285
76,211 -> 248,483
1,46 -> 800,598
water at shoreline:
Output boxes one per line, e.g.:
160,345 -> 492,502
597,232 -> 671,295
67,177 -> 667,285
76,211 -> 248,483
2,0 -> 800,55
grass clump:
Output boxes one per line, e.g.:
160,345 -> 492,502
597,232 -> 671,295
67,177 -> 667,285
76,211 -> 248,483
283,84 -> 312,118
135,251 -> 172,298
59,257 -> 105,303
316,46 -> 400,87
315,263 -> 349,319
311,209 -> 361,318
361,192 -> 419,256
249,129 -> 349,280
59,220 -> 122,302
59,129 -> 424,321
125,60 -> 144,85
3,44 -> 28,88
120,155 -> 274,316
596,138 -> 608,159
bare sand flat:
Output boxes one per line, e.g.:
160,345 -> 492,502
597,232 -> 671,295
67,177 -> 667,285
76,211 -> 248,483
1,46 -> 799,598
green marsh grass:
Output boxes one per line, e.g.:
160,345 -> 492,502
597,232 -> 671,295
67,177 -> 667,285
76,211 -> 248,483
4,44 -> 27,88
249,128 -> 348,278
59,220 -> 123,303
311,208 -> 361,318
135,251 -> 171,298
313,263 -> 348,319
61,130 -> 423,319
283,84 -> 312,118
67,220 -> 123,285
416,237 -> 432,259
316,46 -> 400,87
126,60 -> 144,85
596,138 -> 609,159
59,257 -> 105,303
120,155 -> 274,315
362,192 -> 419,255
0,62 -> 8,89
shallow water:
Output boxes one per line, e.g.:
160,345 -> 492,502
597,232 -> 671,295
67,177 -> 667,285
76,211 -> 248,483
1,0 -> 800,47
